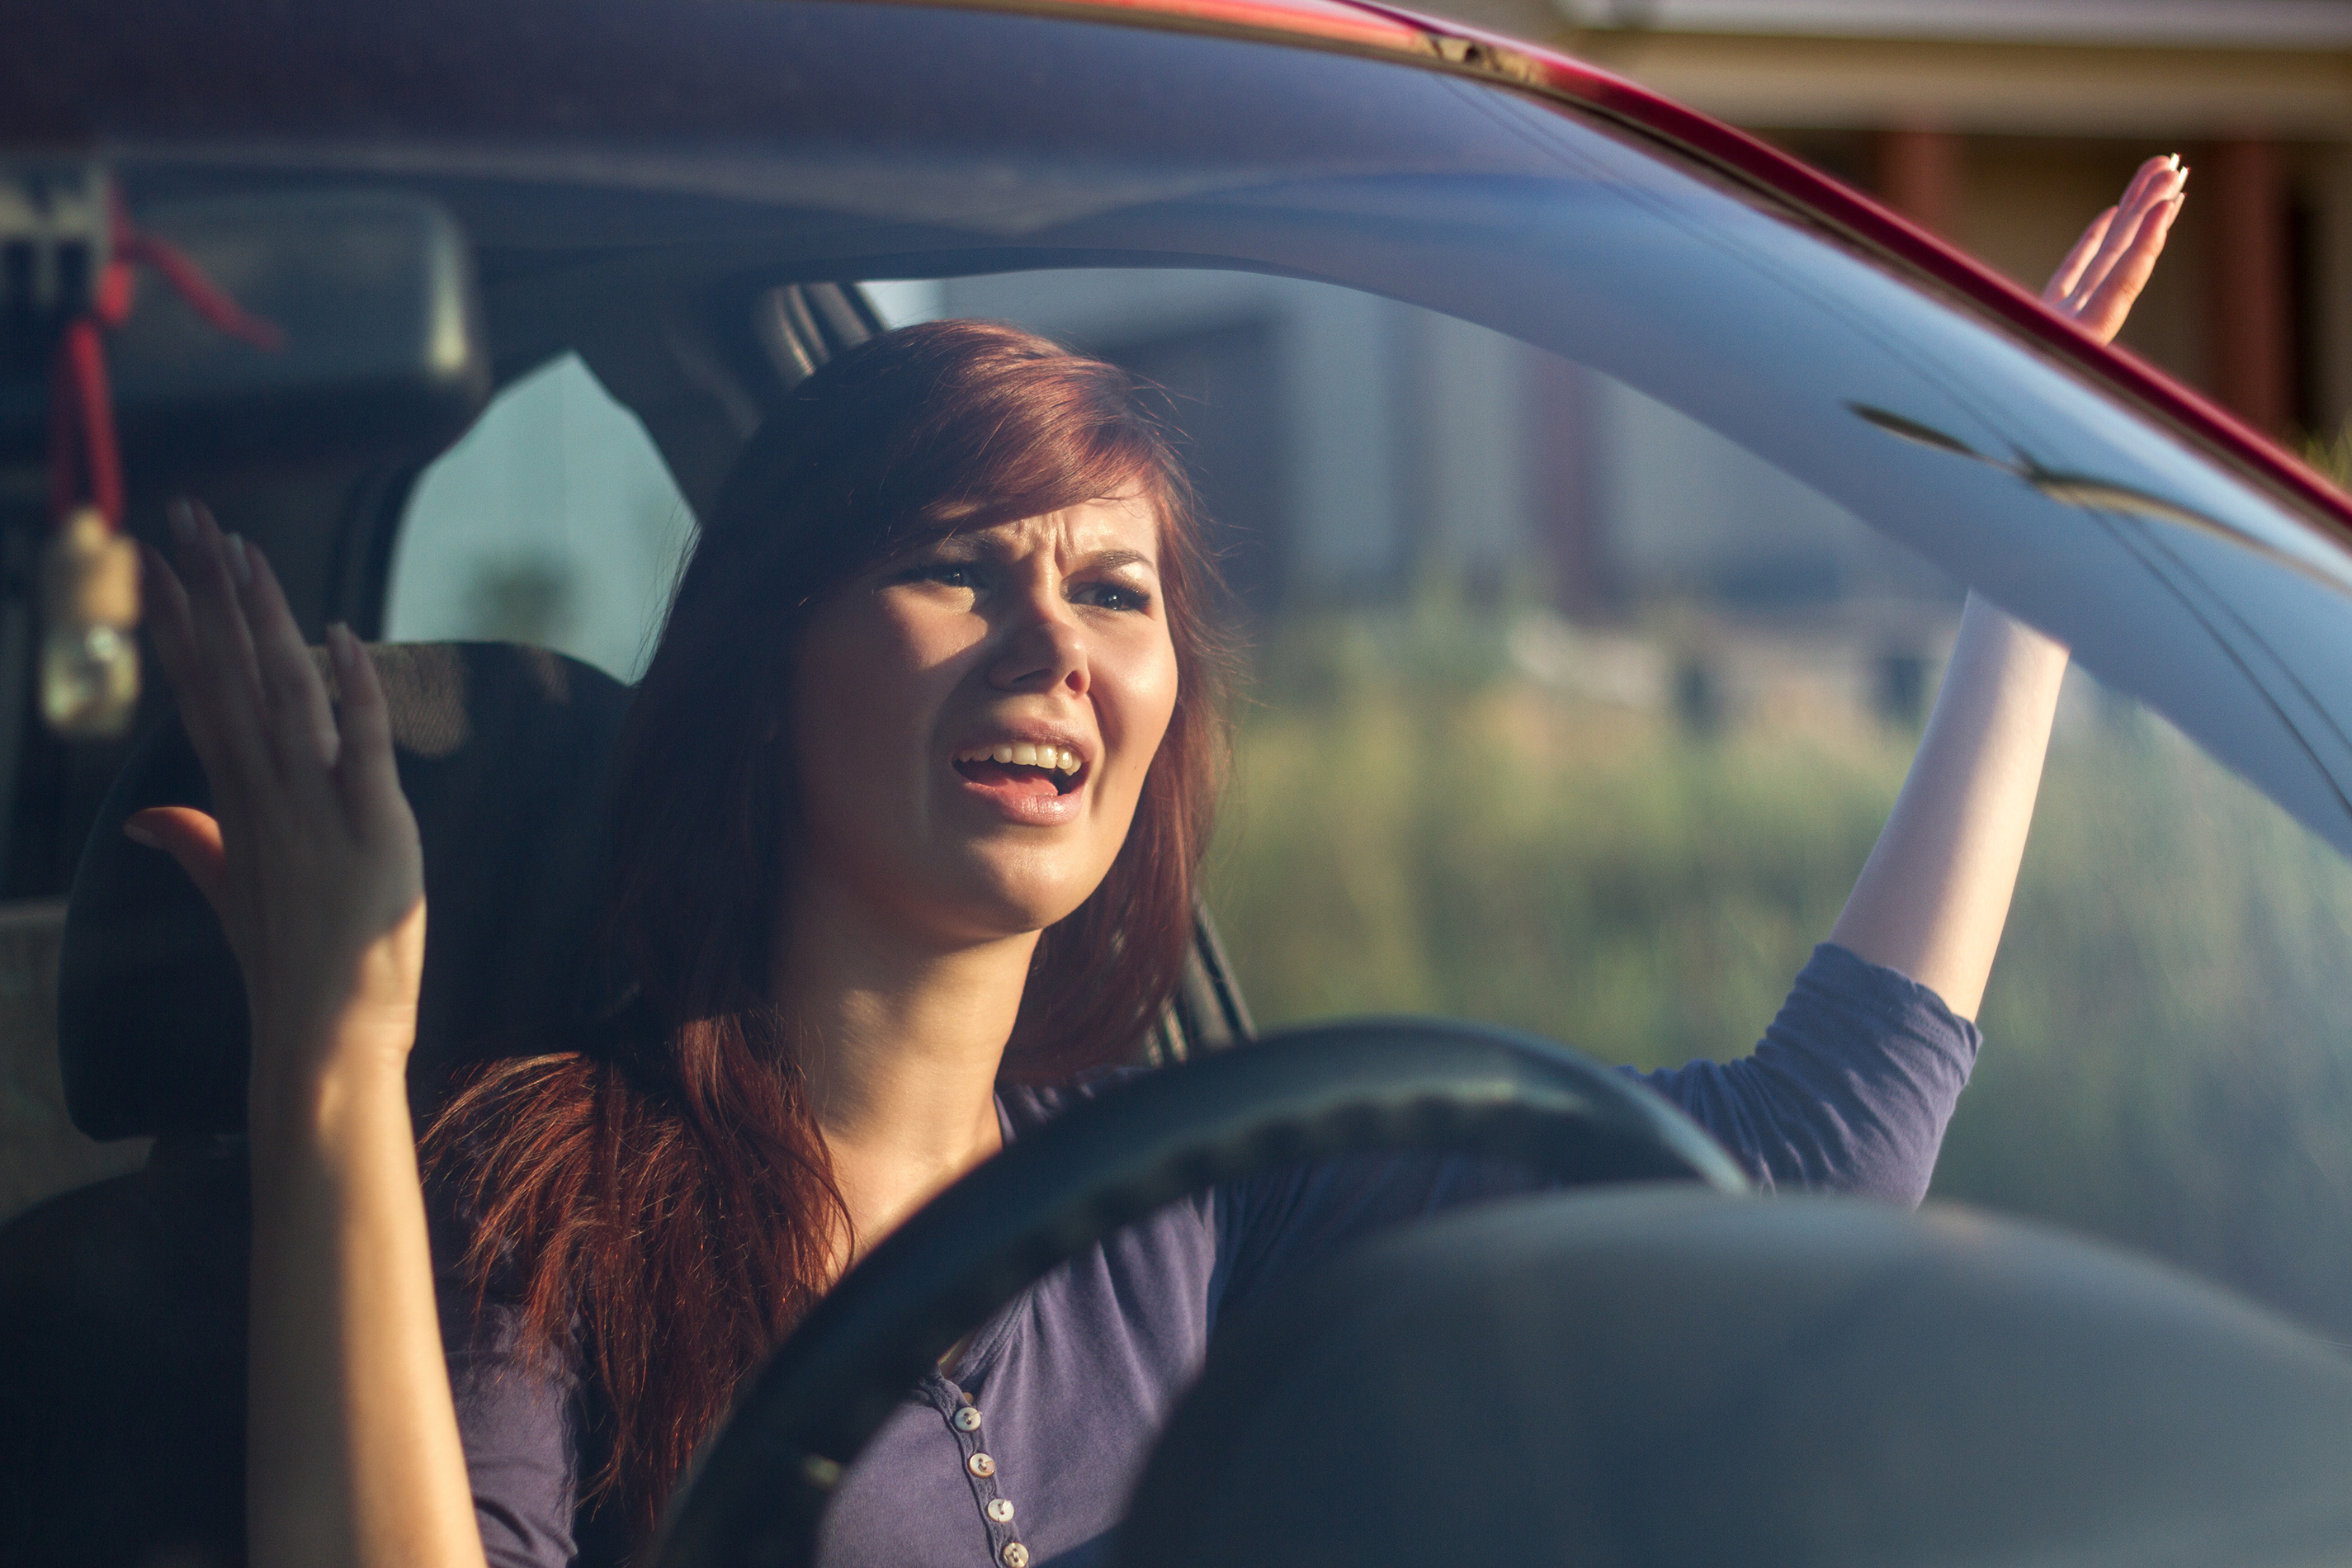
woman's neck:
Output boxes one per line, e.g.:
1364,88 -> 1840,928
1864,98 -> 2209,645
775,890 -> 1033,1263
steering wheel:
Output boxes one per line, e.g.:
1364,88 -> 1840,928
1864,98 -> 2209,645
648,1018 -> 1747,1568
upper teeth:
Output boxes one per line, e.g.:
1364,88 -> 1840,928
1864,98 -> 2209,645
958,742 -> 1082,775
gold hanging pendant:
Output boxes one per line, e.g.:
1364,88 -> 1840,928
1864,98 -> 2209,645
40,505 -> 141,739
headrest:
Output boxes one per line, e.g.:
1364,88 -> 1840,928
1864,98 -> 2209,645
58,643 -> 632,1140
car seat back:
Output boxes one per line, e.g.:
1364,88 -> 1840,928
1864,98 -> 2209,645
58,641 -> 634,1141
4,640 -> 631,1568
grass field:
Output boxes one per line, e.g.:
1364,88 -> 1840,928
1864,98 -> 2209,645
1204,603 -> 2352,1342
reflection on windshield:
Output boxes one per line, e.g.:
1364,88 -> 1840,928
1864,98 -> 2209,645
1852,400 -> 2352,594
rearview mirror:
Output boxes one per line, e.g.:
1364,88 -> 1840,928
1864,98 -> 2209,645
0,183 -> 489,476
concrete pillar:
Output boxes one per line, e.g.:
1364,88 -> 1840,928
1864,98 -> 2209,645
2205,136 -> 2296,436
1874,128 -> 1963,239
1410,314 -> 1536,593
1284,289 -> 1413,594
1524,351 -> 1608,614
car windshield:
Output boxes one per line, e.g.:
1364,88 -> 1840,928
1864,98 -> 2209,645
13,0 -> 2352,1356
107,1 -> 2352,857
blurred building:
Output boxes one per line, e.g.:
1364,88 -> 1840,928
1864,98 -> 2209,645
1514,0 -> 2350,441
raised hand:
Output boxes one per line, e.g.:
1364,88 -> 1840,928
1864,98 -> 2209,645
130,498 -> 424,1109
1830,157 -> 2185,1017
2043,153 -> 2188,347
137,502 -> 479,1568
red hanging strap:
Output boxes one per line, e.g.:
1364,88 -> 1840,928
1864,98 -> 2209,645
47,319 -> 122,530
45,190 -> 283,536
113,196 -> 285,354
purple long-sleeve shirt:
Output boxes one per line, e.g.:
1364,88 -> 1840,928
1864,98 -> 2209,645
443,942 -> 1980,1568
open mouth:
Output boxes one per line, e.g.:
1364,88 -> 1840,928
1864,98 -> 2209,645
954,742 -> 1085,799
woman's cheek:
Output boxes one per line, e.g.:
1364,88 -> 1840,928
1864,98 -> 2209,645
1131,631 -> 1182,772
1101,638 -> 1179,821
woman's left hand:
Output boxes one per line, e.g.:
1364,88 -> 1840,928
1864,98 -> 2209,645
1829,154 -> 2186,1016
2043,153 -> 2188,346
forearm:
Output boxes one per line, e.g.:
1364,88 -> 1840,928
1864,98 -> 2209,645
1828,593 -> 2068,1019
248,1039 -> 487,1568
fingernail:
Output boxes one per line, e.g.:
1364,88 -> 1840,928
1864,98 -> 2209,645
2166,153 -> 2180,170
328,621 -> 357,674
122,820 -> 162,850
224,534 -> 253,588
168,499 -> 196,545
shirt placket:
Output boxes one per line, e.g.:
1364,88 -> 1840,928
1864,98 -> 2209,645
928,1373 -> 1030,1568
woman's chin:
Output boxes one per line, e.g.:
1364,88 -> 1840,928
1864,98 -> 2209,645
927,862 -> 1108,943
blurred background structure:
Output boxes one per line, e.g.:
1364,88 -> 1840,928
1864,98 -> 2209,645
1487,0 -> 2352,446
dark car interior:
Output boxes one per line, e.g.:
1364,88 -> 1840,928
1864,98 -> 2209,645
12,3 -> 2352,1561
0,174 -> 1264,1561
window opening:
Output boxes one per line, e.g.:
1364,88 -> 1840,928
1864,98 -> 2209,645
386,353 -> 693,681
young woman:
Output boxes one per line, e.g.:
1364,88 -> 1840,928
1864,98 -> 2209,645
129,157 -> 2186,1568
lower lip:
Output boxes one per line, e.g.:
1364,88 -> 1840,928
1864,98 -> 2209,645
953,764 -> 1087,824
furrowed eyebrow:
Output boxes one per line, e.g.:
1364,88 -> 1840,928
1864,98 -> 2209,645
900,536 -> 1158,575
1075,547 -> 1157,577
916,532 -> 995,559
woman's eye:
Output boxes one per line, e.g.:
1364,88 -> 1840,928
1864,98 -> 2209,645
903,561 -> 980,590
1074,581 -> 1153,612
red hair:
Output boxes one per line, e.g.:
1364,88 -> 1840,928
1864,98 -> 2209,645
424,319 -> 1232,1546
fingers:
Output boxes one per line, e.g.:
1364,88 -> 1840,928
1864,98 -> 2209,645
125,805 -> 232,918
2069,158 -> 2171,290
327,623 -> 407,838
170,498 -> 265,715
2057,154 -> 2186,332
157,500 -> 271,793
142,541 -> 213,750
2062,161 -> 2166,308
2043,208 -> 2114,305
153,501 -> 348,790
148,501 -> 409,853
2070,187 -> 2184,345
241,544 -> 342,773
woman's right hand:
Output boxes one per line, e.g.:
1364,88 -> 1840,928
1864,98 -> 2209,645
129,498 -> 425,1112
140,507 -> 483,1568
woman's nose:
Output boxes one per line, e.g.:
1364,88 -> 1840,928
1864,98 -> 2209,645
988,605 -> 1089,697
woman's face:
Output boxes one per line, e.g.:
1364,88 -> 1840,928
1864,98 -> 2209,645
789,498 -> 1181,947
